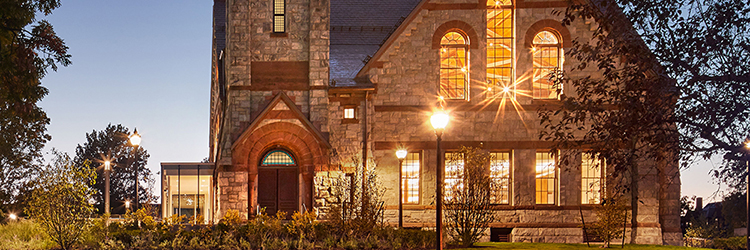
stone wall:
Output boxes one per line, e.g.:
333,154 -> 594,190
217,171 -> 249,220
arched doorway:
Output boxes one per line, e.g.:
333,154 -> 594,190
257,149 -> 298,217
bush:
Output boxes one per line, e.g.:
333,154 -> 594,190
444,146 -> 498,247
26,152 -> 96,250
0,219 -> 55,250
591,196 -> 628,248
714,236 -> 746,250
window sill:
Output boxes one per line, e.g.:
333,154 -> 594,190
341,119 -> 359,124
531,99 -> 562,105
270,32 -> 288,38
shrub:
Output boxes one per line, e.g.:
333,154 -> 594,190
444,146 -> 498,247
325,157 -> 386,240
25,152 -> 96,250
714,236 -> 746,250
591,196 -> 628,247
0,219 -> 55,250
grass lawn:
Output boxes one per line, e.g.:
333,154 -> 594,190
453,242 -> 710,250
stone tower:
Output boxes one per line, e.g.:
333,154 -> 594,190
209,0 -> 331,219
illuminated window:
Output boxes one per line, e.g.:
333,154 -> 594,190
343,107 -> 355,119
535,152 -> 556,204
486,0 -> 514,98
262,150 -> 295,166
401,152 -> 421,204
444,152 -> 464,200
490,152 -> 511,204
532,31 -> 563,99
582,153 -> 605,204
440,31 -> 469,100
273,0 -> 285,33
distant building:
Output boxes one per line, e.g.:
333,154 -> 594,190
162,0 -> 681,245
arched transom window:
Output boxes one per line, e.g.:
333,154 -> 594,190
261,150 -> 295,166
532,30 -> 563,99
440,31 -> 469,100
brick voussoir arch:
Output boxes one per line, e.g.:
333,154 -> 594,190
432,20 -> 479,49
232,122 -> 328,173
524,19 -> 572,48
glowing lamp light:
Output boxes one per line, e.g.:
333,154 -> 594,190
503,86 -> 511,93
488,87 -> 493,92
431,111 -> 450,130
438,96 -> 444,100
125,201 -> 131,208
130,129 -> 141,147
396,149 -> 408,160
104,160 -> 111,171
745,140 -> 750,149
8,213 -> 17,220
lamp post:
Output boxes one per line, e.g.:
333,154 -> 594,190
130,129 -> 141,211
125,200 -> 131,212
104,160 -> 111,217
396,149 -> 408,228
430,111 -> 449,250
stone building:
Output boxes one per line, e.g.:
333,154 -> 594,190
164,0 -> 681,245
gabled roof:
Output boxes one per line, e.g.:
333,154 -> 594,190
231,92 -> 331,151
330,0 -> 421,86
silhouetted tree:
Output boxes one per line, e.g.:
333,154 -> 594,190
0,0 -> 70,211
73,124 -> 152,214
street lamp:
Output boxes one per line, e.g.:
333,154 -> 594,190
104,160 -> 111,217
430,111 -> 449,250
130,129 -> 141,211
125,200 -> 131,212
396,149 -> 408,228
8,213 -> 16,221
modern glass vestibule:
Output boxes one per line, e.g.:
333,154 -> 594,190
161,163 -> 213,224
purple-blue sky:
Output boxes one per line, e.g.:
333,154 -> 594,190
37,1 -> 726,202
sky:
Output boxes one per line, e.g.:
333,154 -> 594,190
36,1 -> 727,203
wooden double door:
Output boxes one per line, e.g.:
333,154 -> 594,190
257,167 -> 298,217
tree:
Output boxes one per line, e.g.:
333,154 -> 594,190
325,152 -> 386,240
73,124 -> 152,214
0,0 -> 70,211
444,146 -> 497,247
540,0 -> 749,241
26,150 -> 95,250
591,197 -> 628,248
720,191 -> 746,231
547,0 -> 749,185
612,0 -> 750,188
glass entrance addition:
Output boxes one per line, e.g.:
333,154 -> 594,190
161,163 -> 213,224
257,149 -> 298,218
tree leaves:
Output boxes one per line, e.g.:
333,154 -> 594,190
25,150 -> 95,250
0,0 -> 70,210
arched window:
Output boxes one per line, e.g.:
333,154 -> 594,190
261,149 -> 295,166
532,30 -> 563,99
440,31 -> 469,100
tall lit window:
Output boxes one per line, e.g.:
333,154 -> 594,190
490,152 -> 511,204
444,152 -> 464,200
487,0 -> 514,98
532,31 -> 563,99
402,152 -> 420,204
535,152 -> 556,204
273,0 -> 285,33
440,32 -> 469,100
582,153 -> 605,204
